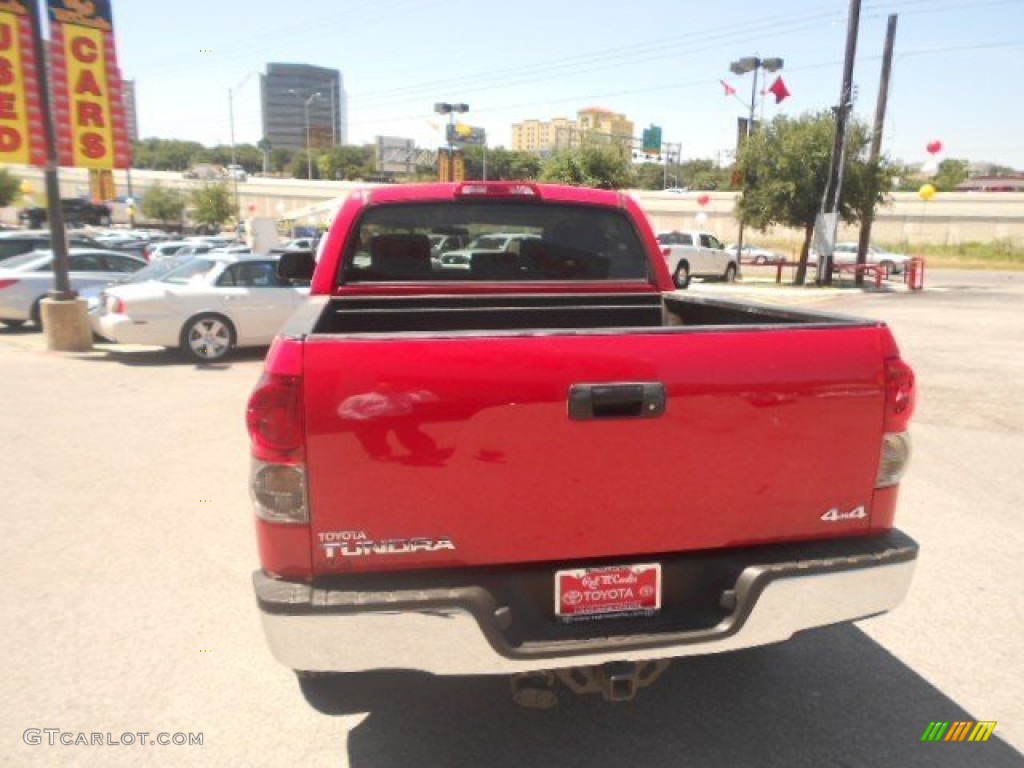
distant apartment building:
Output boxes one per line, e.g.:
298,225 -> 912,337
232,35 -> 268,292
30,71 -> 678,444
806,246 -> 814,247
511,108 -> 635,154
122,80 -> 138,142
261,63 -> 345,152
511,117 -> 575,153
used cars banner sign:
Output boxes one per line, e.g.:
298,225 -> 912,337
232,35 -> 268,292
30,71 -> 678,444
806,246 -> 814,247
0,0 -> 46,165
47,0 -> 130,169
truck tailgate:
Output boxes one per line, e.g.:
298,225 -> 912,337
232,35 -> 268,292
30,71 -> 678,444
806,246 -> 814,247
303,326 -> 888,573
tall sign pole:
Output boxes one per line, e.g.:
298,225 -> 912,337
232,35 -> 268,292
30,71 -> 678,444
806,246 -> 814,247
855,14 -> 898,286
818,0 -> 863,286
27,0 -> 73,299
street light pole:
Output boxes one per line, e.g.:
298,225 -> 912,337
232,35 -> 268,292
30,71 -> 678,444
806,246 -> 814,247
289,89 -> 322,179
304,93 -> 320,179
228,71 -> 258,224
728,56 -> 783,275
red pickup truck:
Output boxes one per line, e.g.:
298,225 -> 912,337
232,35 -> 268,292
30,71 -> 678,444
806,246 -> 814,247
247,182 -> 917,705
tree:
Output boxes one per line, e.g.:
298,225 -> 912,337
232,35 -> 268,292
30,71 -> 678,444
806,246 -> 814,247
141,183 -> 186,227
318,145 -> 375,180
0,168 -> 20,208
132,138 -> 208,171
933,158 -> 969,191
290,151 -> 315,179
737,110 -> 884,285
540,145 -> 633,189
633,162 -> 667,190
680,158 -> 730,190
189,182 -> 233,231
269,148 -> 293,174
461,146 -> 542,181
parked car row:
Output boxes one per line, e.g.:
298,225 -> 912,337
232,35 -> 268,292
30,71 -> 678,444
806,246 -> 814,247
0,248 -> 147,329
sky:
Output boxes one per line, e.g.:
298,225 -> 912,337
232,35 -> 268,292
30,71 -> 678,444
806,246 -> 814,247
105,0 -> 1024,169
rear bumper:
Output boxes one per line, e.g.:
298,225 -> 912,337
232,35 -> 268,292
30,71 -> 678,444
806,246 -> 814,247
254,530 -> 918,675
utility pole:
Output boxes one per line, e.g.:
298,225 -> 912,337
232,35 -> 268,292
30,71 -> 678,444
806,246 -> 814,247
855,14 -> 898,286
818,0 -> 863,286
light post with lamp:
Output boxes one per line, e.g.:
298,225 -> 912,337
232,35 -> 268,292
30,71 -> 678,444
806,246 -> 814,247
728,56 -> 783,274
228,71 -> 259,223
434,102 -> 468,181
289,89 -> 323,179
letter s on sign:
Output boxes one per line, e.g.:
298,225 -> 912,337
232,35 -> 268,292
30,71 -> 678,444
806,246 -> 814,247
80,132 -> 106,160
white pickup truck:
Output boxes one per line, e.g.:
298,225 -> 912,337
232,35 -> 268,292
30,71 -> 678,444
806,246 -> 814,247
657,231 -> 738,289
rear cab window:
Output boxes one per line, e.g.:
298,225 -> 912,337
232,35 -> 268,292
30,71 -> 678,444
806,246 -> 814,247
339,201 -> 650,284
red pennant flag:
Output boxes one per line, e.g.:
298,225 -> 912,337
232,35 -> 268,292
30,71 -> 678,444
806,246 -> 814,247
720,80 -> 737,96
767,76 -> 790,104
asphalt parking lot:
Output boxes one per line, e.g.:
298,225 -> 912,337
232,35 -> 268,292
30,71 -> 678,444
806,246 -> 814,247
1,269 -> 1021,767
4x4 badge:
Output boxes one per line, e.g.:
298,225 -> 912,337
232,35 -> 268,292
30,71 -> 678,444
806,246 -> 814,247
820,506 -> 867,522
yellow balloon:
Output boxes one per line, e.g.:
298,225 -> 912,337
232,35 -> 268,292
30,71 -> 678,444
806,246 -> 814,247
918,183 -> 936,201
19,180 -> 34,195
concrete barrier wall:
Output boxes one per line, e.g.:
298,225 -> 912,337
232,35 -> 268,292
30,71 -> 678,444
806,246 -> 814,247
633,190 -> 1024,250
3,166 -> 1023,246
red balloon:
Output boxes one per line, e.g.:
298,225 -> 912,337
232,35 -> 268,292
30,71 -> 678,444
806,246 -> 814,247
247,203 -> 257,212
926,140 -> 943,155
696,193 -> 711,207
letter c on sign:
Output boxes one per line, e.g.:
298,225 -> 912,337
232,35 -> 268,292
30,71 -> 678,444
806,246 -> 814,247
71,36 -> 98,63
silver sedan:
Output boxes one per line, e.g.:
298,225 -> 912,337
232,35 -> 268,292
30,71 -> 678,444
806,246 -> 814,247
0,248 -> 146,329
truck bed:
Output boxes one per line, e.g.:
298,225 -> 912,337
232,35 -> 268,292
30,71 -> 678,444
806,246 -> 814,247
310,292 -> 860,335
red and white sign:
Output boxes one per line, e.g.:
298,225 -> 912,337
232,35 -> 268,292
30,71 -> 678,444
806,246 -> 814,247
47,0 -> 130,169
0,2 -> 46,166
555,563 -> 661,619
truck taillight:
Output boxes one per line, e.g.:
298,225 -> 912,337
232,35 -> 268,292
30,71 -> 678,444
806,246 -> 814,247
106,296 -> 125,314
246,372 -> 304,462
884,357 -> 915,432
876,356 -> 915,489
247,369 -> 307,525
876,431 -> 911,488
251,461 -> 308,524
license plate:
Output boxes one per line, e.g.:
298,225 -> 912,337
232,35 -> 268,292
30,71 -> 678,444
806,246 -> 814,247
555,563 -> 661,620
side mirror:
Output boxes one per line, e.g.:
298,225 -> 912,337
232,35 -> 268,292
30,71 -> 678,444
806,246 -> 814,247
278,250 -> 315,282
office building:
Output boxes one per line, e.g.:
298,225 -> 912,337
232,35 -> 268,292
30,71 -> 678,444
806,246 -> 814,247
511,108 -> 634,154
260,63 -> 345,152
122,79 -> 138,142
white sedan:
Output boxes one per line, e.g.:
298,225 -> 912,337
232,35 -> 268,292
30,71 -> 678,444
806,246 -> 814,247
0,248 -> 147,329
92,254 -> 308,362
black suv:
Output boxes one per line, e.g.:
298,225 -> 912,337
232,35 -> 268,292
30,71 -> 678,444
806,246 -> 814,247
18,198 -> 113,229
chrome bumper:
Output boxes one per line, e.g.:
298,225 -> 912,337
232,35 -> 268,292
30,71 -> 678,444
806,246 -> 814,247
255,535 -> 917,675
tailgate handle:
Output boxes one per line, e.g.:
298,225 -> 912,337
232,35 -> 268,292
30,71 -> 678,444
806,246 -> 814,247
568,383 -> 666,420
